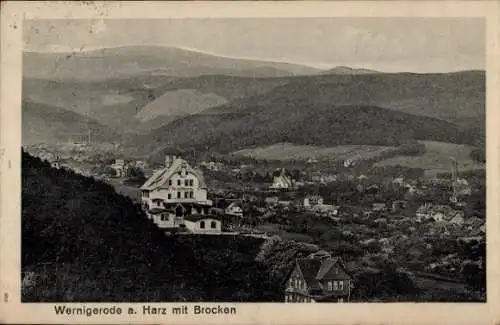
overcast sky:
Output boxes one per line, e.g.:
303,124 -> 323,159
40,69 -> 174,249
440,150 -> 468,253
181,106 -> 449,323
24,18 -> 485,73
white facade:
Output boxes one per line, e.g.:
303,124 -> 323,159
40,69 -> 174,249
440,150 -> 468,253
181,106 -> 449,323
184,218 -> 222,234
110,159 -> 126,177
148,211 -> 182,229
140,157 -> 212,210
140,156 -> 214,232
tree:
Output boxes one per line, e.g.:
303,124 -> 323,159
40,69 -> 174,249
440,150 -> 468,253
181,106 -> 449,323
462,261 -> 486,292
126,167 -> 146,184
470,148 -> 486,163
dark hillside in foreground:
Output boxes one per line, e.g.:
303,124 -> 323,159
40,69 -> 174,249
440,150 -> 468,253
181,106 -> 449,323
21,150 -> 270,302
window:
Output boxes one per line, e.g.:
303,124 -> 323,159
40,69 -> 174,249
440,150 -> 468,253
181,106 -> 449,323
185,179 -> 189,186
168,193 -> 172,199
190,191 -> 194,198
157,200 -> 162,207
184,192 -> 188,198
339,281 -> 344,291
333,281 -> 338,290
328,281 -> 332,291
177,192 -> 181,199
189,179 -> 194,186
177,180 -> 181,186
200,221 -> 205,229
143,191 -> 149,198
211,221 -> 217,229
161,214 -> 168,221
168,180 -> 172,186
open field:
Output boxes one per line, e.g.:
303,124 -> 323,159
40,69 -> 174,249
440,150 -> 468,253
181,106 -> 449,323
373,140 -> 485,177
233,143 -> 395,162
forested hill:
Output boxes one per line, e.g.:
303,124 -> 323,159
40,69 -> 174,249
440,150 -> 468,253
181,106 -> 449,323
21,150 -> 270,302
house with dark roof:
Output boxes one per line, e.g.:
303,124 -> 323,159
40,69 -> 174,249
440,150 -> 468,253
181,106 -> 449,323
224,202 -> 244,218
284,255 -> 353,303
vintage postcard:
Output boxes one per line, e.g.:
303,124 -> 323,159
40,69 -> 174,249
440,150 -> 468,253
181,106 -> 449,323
1,1 -> 499,324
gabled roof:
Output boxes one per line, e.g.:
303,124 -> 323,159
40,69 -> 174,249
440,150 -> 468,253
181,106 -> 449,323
140,158 -> 207,190
226,202 -> 242,210
296,258 -> 323,289
291,257 -> 351,294
315,257 -> 341,280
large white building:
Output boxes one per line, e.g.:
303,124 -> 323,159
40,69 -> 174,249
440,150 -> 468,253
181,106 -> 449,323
140,156 -> 219,234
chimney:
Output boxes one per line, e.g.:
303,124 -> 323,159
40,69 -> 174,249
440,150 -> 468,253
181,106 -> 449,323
165,155 -> 172,168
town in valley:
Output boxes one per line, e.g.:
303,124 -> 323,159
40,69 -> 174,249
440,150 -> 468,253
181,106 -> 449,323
21,17 -> 486,303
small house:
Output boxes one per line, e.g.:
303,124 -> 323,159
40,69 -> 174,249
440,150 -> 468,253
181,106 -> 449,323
183,215 -> 222,235
225,202 -> 244,218
270,168 -> 294,189
284,256 -> 353,303
372,203 -> 387,212
304,195 -> 324,208
265,196 -> 279,206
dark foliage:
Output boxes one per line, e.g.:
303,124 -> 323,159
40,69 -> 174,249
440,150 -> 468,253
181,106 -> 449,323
21,150 -> 270,302
141,104 -> 472,156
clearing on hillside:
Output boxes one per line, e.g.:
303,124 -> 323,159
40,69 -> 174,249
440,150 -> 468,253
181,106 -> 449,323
373,140 -> 485,176
233,143 -> 395,162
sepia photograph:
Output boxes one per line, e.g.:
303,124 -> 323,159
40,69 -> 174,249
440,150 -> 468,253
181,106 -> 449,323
19,16 -> 487,303
1,1 -> 499,324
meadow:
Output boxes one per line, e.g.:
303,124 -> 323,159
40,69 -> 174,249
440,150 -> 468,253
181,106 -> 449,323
233,143 -> 395,162
373,140 -> 485,177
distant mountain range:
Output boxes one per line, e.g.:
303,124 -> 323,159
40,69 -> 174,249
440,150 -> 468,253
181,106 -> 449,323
21,45 -> 485,155
23,46 -> 323,80
322,66 -> 380,75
